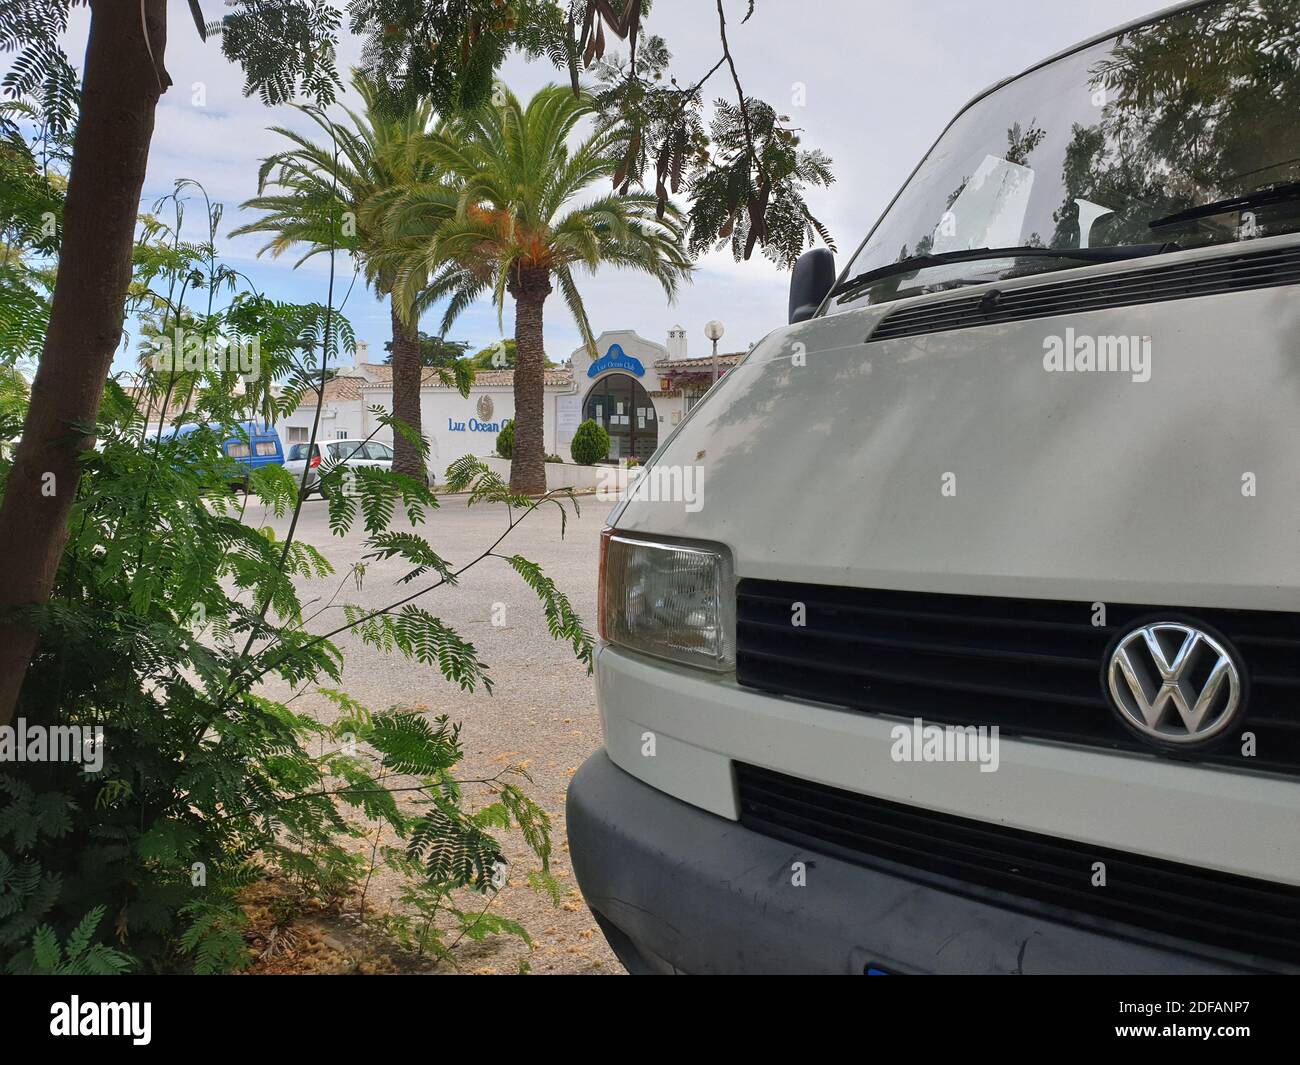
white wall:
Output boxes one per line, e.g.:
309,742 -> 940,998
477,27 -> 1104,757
650,392 -> 685,433
360,384 -> 571,476
278,399 -> 365,450
481,455 -> 608,492
271,328 -> 682,472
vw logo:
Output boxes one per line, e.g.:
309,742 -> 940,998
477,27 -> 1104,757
1105,621 -> 1244,747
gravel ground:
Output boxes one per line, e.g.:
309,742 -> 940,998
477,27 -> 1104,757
245,490 -> 620,975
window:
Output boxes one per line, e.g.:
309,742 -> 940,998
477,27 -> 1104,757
328,441 -> 364,462
254,440 -> 278,456
226,442 -> 251,458
286,426 -> 308,443
830,0 -> 1300,312
336,430 -> 348,439
364,442 -> 394,461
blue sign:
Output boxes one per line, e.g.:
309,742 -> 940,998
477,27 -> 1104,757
587,343 -> 645,378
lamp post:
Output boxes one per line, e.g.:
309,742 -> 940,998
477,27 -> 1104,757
704,320 -> 725,385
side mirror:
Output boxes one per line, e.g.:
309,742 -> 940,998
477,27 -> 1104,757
788,247 -> 836,324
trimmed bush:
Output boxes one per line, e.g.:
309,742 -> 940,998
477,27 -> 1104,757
570,419 -> 610,465
545,453 -> 563,463
495,418 -> 515,458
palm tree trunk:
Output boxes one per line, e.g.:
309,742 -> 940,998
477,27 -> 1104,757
389,296 -> 426,482
0,0 -> 169,727
509,268 -> 552,496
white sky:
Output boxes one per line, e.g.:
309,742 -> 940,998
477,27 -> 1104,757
45,0 -> 1162,368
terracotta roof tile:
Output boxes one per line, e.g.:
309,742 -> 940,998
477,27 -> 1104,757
356,364 -> 574,390
654,352 -> 746,370
302,375 -> 363,403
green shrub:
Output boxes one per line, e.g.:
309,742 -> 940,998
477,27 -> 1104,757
495,418 -> 514,458
570,419 -> 609,465
0,194 -> 592,975
0,407 -> 590,974
545,453 -> 562,463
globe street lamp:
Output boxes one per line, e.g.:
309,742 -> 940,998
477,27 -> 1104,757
704,320 -> 725,385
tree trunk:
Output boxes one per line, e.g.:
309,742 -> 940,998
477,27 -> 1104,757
0,0 -> 169,727
508,268 -> 551,496
388,296 -> 426,482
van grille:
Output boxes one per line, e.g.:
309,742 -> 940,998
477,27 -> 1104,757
735,579 -> 1300,776
867,244 -> 1300,342
735,762 -> 1300,965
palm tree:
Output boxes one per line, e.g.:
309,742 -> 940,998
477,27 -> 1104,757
232,74 -> 450,482
381,85 -> 693,495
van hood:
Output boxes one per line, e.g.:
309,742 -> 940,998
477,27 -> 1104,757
614,250 -> 1300,610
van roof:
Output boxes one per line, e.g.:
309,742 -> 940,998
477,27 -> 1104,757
166,421 -> 276,437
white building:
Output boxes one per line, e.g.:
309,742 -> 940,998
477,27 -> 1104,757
274,329 -> 745,473
277,365 -> 369,448
357,361 -> 574,472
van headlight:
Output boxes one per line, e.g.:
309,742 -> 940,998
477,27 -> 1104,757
599,530 -> 735,671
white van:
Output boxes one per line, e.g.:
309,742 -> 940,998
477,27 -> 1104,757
568,0 -> 1300,974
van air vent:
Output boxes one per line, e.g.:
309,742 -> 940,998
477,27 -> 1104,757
867,244 -> 1300,342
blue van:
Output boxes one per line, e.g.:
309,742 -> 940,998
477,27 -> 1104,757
162,421 -> 284,491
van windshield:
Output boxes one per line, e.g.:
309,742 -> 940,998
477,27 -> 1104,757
830,0 -> 1300,311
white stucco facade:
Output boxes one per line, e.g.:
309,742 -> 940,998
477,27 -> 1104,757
277,369 -> 368,451
359,365 -> 575,475
565,329 -> 671,463
271,329 -> 739,474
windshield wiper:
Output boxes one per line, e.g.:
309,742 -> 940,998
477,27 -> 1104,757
829,243 -> 1177,301
1147,180 -> 1300,229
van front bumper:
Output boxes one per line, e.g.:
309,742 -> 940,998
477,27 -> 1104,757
567,750 -> 1266,975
